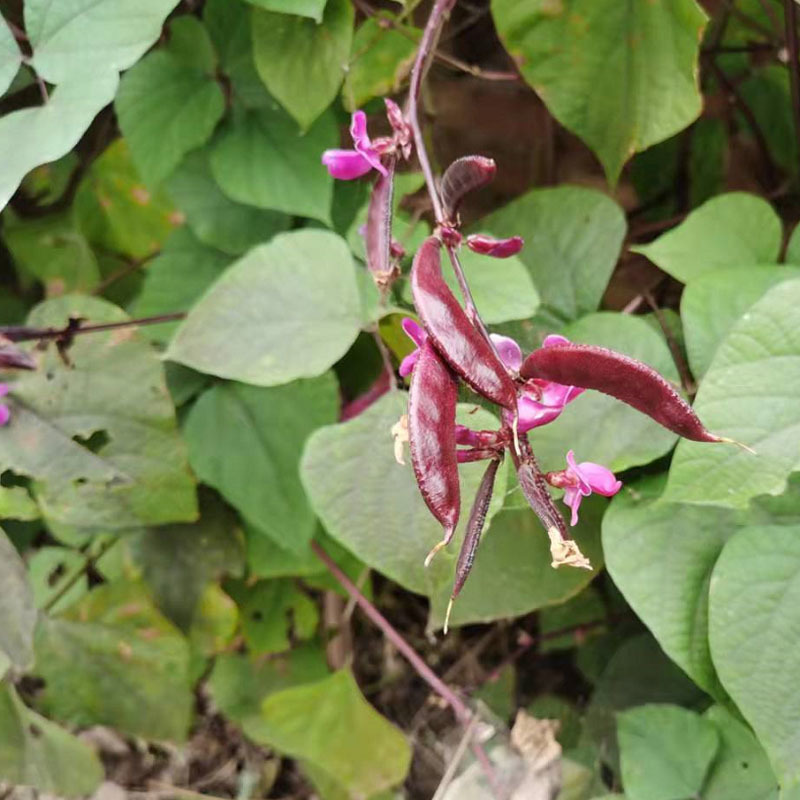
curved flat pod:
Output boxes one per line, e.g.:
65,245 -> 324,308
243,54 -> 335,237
408,340 -> 460,545
520,342 -> 727,443
411,236 -> 517,409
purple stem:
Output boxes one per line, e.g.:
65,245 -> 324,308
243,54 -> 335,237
406,0 -> 501,360
311,542 -> 500,794
0,312 -> 186,343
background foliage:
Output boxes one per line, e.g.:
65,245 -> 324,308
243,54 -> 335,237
0,0 -> 799,798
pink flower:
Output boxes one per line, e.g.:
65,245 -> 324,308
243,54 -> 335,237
553,450 -> 622,525
0,384 -> 10,426
321,111 -> 389,180
491,334 -> 584,433
399,318 -> 427,377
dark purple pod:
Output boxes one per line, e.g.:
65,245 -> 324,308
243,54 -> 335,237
465,234 -> 524,259
411,236 -> 517,410
408,340 -> 460,552
441,156 -> 496,221
511,438 -> 567,540
520,342 -> 726,443
365,158 -> 396,289
452,457 -> 500,600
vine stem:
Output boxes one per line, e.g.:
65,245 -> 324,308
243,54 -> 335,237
405,0 -> 502,357
0,312 -> 186,343
311,542 -> 502,796
784,0 -> 800,173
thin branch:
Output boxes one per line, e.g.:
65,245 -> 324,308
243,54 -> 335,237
43,537 -> 119,612
707,58 -> 780,189
0,312 -> 186,343
311,542 -> 500,796
784,0 -> 800,172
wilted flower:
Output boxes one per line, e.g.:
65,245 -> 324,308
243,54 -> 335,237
466,234 -> 524,258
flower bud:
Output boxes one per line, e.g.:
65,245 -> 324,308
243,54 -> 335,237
465,234 -> 524,258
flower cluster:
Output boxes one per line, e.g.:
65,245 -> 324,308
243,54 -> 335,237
400,323 -> 621,524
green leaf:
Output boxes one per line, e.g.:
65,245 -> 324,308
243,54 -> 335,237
582,633 -> 706,773
166,15 -> 218,72
709,523 -> 800,792
0,71 -> 119,211
116,50 -> 225,187
479,186 -> 626,321
246,0 -> 328,22
443,248 -> 540,325
0,15 -> 21,96
28,546 -> 87,613
132,227 -> 232,344
682,267 -> 800,379
4,213 -> 100,294
632,193 -> 783,284
602,484 -> 740,697
342,17 -> 417,111
33,581 -> 193,742
184,374 -> 339,553
229,578 -> 319,654
0,486 -> 39,521
132,493 -> 244,630
167,230 -> 362,386
246,670 -> 411,797
702,705 -> 778,800
427,495 -> 604,629
664,279 -> 800,508
301,392 -> 508,603
209,105 -> 335,222
617,704 -> 719,800
1,295 -> 197,529
521,313 -> 680,473
74,139 -> 180,261
166,148 -> 290,255
209,645 -> 329,724
491,0 -> 707,183
25,0 -> 181,84
203,0 -> 267,108
252,0 -> 353,130
0,682 -> 103,797
0,526 -> 36,670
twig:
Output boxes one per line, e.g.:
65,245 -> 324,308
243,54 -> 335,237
784,0 -> 800,172
431,713 -> 481,800
0,312 -> 186,343
708,58 -> 780,189
92,251 -> 158,296
311,541 -> 501,797
43,537 -> 119,612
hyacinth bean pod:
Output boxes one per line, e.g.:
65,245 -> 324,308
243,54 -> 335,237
408,340 -> 461,560
444,456 -> 501,633
365,158 -> 396,288
440,155 -> 497,222
511,439 -> 568,542
520,342 -> 729,444
411,236 -> 517,410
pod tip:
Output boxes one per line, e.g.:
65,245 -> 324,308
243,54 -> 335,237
443,597 -> 455,635
715,436 -> 757,455
424,534 -> 451,567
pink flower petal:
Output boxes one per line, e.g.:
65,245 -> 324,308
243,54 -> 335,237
0,383 -> 8,397
565,449 -> 592,495
515,395 -> 564,433
349,110 -> 388,176
563,487 -> 583,526
0,404 -> 9,426
401,318 -> 427,348
575,461 -> 622,496
321,149 -> 374,180
465,234 -> 524,258
399,350 -> 420,377
490,334 -> 522,371
543,334 -> 570,348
